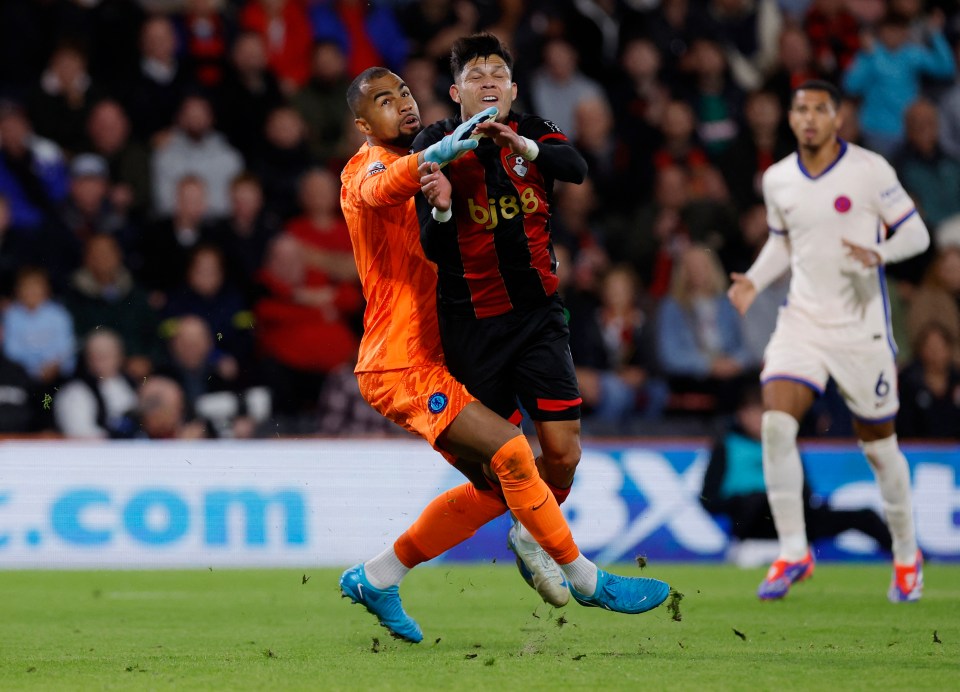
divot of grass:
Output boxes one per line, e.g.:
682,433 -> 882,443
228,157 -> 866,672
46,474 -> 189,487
733,628 -> 747,641
667,589 -> 684,622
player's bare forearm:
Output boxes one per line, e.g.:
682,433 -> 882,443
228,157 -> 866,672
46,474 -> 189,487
841,239 -> 881,268
727,273 -> 757,316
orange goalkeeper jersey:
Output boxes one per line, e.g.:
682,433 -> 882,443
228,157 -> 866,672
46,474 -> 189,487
340,142 -> 444,373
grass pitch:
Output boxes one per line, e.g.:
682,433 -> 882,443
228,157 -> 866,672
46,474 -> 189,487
0,563 -> 956,690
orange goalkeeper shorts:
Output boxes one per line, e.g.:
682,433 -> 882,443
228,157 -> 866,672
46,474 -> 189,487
357,365 -> 476,451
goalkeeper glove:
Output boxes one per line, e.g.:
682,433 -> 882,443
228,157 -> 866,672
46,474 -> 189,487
422,107 -> 499,167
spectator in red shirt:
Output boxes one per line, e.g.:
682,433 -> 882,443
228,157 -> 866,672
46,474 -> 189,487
804,0 -> 861,81
239,0 -> 313,94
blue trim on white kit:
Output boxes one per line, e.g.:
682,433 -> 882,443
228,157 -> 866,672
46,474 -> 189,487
876,220 -> 899,357
769,226 -> 787,236
761,374 -> 825,395
887,208 -> 917,233
797,138 -> 848,180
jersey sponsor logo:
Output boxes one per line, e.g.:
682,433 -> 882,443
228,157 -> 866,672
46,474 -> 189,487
541,119 -> 562,134
834,195 -> 852,213
467,189 -> 540,229
509,154 -> 528,177
364,161 -> 386,178
427,392 -> 448,414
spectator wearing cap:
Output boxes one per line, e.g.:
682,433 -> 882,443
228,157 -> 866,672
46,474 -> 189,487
0,101 -> 69,234
43,153 -> 139,290
151,94 -> 243,219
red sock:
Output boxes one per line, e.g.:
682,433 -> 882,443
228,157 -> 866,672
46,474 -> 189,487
394,483 -> 507,567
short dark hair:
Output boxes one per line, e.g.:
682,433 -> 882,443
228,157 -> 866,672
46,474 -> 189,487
792,80 -> 842,108
450,33 -> 513,80
346,66 -> 393,117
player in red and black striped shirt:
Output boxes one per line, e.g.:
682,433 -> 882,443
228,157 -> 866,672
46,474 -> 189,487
414,33 -> 590,608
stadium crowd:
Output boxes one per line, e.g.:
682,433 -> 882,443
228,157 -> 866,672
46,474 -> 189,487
1,0 -> 960,440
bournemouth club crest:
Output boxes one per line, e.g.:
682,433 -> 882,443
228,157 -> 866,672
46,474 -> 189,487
509,155 -> 528,177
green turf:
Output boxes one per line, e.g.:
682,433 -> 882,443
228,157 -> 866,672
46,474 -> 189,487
0,563 -> 956,690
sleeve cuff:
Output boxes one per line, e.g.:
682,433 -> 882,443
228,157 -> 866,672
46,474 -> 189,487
520,136 -> 539,161
432,206 -> 452,222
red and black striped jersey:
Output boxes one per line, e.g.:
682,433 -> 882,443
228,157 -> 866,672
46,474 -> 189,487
414,111 -> 587,319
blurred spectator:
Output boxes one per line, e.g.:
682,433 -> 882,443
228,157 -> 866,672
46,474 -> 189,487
84,100 -> 152,220
652,100 -> 711,174
843,10 -> 955,158
121,375 -> 211,439
64,234 -> 159,382
401,54 -> 448,114
239,0 -> 313,94
210,172 -> 281,302
309,0 -> 408,79
938,41 -> 960,161
0,0 -> 63,94
701,383 -> 893,552
0,194 -> 36,300
285,169 -> 360,288
44,154 -> 139,290
0,101 -> 69,233
723,204 -> 789,368
151,94 -> 243,219
53,329 -> 138,439
551,177 -> 610,259
702,0 -> 783,91
291,41 -> 352,164
609,164 -> 692,297
315,361 -> 407,437
763,26 -> 822,111
837,96 -> 864,146
397,0 -> 483,73
572,265 -> 668,429
529,38 -> 606,142
249,107 -> 315,222
139,175 -> 218,297
656,244 -> 752,410
803,0 -> 861,81
718,90 -> 793,209
155,314 -> 257,437
894,98 -> 960,230
646,0 -> 712,82
162,244 -> 253,367
571,96 -> 630,211
3,267 -> 76,385
26,42 -> 106,155
253,234 -> 360,418
0,322 -> 41,434
125,16 -> 191,144
906,243 -> 960,364
608,37 -> 670,202
897,321 -> 960,439
677,38 -> 744,156
215,31 -> 284,157
175,0 -> 234,89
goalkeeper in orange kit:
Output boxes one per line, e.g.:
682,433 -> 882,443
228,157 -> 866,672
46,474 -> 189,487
337,66 -> 670,643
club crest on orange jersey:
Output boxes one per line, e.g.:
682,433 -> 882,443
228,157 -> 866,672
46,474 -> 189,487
428,392 -> 448,413
365,161 -> 386,178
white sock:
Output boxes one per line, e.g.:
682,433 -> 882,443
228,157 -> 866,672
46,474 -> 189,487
363,546 -> 410,589
861,435 -> 918,564
559,553 -> 598,595
762,411 -> 808,561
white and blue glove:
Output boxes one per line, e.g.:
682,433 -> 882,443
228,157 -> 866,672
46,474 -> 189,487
422,107 -> 499,167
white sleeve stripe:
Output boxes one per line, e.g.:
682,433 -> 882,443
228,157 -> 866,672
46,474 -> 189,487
887,208 -> 918,233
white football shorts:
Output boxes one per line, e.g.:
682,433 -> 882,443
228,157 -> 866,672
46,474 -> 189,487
760,306 -> 899,422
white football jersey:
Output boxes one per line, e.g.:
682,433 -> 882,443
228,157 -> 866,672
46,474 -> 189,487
762,140 -> 916,333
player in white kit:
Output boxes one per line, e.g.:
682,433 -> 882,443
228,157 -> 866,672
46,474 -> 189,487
728,81 -> 929,603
